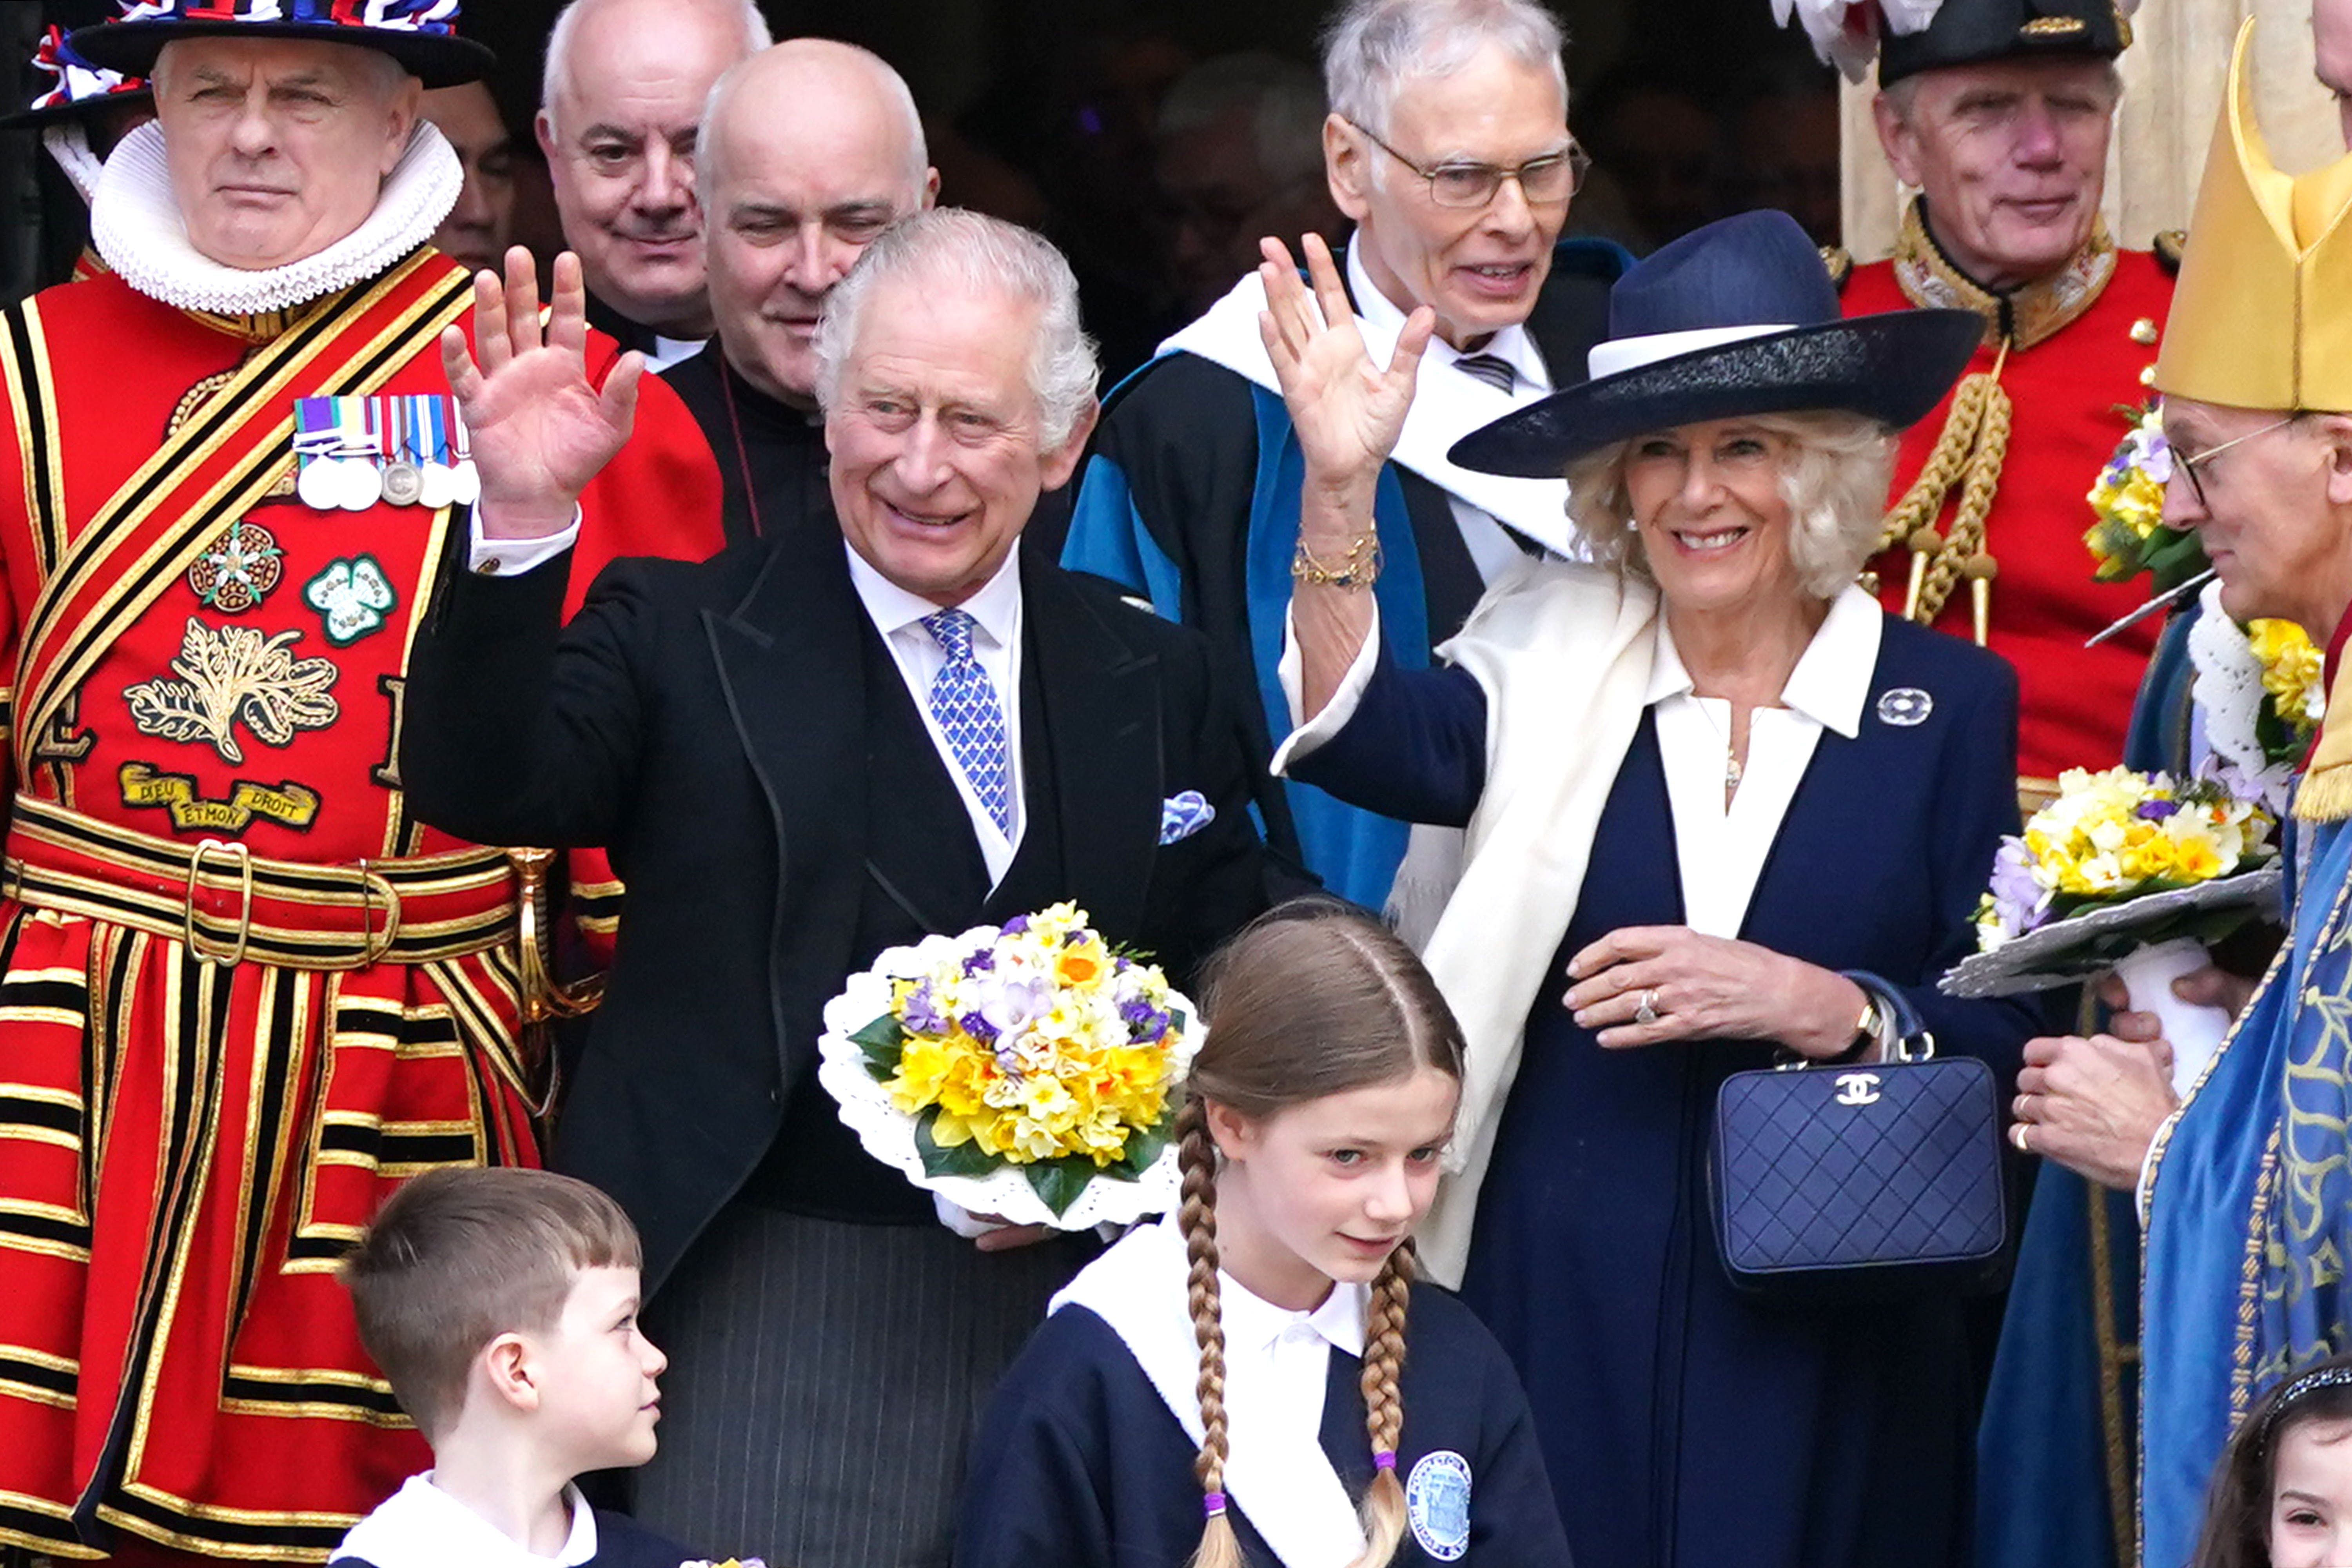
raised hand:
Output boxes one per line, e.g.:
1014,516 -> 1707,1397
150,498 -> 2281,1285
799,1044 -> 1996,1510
442,247 -> 643,539
1257,232 -> 1433,504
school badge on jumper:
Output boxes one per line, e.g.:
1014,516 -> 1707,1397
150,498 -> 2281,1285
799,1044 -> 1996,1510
1405,1451 -> 1472,1563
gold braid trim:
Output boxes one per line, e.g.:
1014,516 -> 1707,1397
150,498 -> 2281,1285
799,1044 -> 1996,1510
1878,348 -> 2013,637
2293,764 -> 2352,824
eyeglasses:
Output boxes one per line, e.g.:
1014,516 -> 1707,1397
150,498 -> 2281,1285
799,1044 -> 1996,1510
2172,415 -> 2300,512
1347,119 -> 1590,209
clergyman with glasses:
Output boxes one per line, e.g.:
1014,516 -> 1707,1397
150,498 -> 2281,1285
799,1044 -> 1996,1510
1059,0 -> 1629,917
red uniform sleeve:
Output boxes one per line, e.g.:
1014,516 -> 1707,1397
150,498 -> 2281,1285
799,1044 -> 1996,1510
565,338 -> 725,617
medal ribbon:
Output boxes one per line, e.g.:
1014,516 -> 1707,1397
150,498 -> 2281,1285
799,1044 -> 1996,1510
13,247 -> 474,776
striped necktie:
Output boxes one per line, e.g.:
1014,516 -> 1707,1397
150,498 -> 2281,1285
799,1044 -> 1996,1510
1453,353 -> 1518,395
920,608 -> 1014,836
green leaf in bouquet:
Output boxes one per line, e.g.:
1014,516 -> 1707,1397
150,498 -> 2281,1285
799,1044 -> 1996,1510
1024,1155 -> 1097,1218
1103,1109 -> 1175,1182
851,1014 -> 907,1080
915,1107 -> 1000,1179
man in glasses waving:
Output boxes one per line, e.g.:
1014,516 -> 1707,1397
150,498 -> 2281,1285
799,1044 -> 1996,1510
1060,0 -> 1628,920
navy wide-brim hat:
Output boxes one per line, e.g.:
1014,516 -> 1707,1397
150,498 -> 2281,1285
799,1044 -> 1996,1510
1450,210 -> 1982,480
73,1 -> 495,91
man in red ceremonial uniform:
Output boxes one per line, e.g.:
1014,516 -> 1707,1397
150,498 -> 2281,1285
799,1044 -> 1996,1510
0,2 -> 722,1562
1800,0 -> 2172,791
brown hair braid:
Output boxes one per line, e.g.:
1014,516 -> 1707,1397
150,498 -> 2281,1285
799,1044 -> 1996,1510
1178,899 -> 1467,1568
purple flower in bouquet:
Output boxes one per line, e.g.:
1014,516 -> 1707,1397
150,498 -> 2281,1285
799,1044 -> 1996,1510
981,975 -> 1055,1038
959,1010 -> 999,1044
1001,914 -> 1030,935
1121,996 -> 1168,1041
2137,799 -> 2180,821
901,982 -> 945,1035
1982,837 -> 2050,943
962,949 -> 996,976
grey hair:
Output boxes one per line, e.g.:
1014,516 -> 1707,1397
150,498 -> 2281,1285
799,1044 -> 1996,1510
541,0 -> 771,132
696,41 -> 930,196
1159,52 -> 1329,191
1321,0 -> 1568,140
1879,58 -> 2123,127
1563,410 -> 1896,601
813,209 -> 1100,452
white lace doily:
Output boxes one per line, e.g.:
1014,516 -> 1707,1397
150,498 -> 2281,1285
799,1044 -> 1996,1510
91,117 -> 461,314
816,930 -> 1203,1232
2187,579 -> 2299,812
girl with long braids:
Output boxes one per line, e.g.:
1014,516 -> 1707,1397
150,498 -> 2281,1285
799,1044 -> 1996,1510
955,902 -> 1571,1568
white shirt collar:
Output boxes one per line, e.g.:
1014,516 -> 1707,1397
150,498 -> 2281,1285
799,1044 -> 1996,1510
1645,584 -> 1880,739
92,119 -> 463,316
843,542 -> 1024,649
1217,1269 -> 1368,1361
331,1474 -> 598,1568
1345,240 -> 1550,394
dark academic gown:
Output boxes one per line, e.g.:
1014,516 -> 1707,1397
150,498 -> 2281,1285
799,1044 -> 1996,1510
956,1290 -> 1572,1568
1287,613 -> 2038,1568
663,341 -> 832,551
1060,237 -> 1627,907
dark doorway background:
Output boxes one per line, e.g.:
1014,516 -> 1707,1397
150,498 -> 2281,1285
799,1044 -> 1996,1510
0,0 -> 1840,372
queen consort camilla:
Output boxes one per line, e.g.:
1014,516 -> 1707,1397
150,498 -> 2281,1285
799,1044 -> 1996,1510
1267,210 -> 2042,1568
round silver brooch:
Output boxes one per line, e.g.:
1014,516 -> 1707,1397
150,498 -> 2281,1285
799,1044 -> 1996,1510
1876,688 -> 1933,727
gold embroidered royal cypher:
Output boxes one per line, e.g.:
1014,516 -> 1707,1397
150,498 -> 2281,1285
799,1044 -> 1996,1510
122,618 -> 340,766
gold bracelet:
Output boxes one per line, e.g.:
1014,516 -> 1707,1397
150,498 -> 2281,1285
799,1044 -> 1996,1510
1292,531 -> 1382,590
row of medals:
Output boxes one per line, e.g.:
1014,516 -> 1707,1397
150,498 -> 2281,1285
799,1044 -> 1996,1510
296,450 -> 481,513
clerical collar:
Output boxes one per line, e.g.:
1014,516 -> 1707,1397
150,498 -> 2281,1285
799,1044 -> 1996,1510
719,349 -> 822,433
1891,197 -> 2117,352
91,118 -> 461,318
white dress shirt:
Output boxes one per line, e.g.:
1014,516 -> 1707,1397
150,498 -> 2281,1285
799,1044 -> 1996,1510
1346,243 -> 1554,585
845,543 -> 1028,886
330,1474 -> 597,1568
1277,584 -> 1884,938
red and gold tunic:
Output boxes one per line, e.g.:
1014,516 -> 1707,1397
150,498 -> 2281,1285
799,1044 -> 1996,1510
1846,201 -> 2176,787
0,250 -> 720,1561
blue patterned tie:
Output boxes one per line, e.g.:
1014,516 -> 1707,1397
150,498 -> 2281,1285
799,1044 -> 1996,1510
921,608 -> 1014,836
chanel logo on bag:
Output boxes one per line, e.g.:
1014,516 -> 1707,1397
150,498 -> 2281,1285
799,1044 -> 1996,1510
1833,1072 -> 1882,1107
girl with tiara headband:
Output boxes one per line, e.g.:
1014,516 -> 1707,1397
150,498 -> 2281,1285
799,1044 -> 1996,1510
2191,1355 -> 2352,1568
955,902 -> 1571,1568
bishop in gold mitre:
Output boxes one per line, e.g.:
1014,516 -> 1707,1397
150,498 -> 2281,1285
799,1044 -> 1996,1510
2135,21 -> 2352,1568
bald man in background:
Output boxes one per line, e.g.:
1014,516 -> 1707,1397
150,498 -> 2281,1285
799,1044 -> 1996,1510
538,0 -> 770,368
664,39 -> 938,548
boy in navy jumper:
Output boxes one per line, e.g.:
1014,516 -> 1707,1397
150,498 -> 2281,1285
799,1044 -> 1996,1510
333,1169 -> 710,1568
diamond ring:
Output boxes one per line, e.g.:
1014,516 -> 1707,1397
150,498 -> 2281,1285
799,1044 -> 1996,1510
1634,989 -> 1661,1026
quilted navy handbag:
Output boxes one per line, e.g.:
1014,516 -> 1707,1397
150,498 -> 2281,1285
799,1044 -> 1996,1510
1706,981 -> 2010,1303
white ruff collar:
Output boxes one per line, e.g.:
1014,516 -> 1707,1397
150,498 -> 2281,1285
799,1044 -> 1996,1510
91,118 -> 461,315
44,124 -> 103,206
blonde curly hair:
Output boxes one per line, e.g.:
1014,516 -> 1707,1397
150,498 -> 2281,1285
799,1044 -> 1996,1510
1561,410 -> 1896,602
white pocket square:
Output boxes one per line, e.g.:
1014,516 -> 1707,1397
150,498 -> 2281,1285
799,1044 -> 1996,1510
1159,791 -> 1215,845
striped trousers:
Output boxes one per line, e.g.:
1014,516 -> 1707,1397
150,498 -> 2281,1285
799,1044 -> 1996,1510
635,1202 -> 1093,1568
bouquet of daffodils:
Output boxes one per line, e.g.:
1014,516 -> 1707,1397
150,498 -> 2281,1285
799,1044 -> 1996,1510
2083,401 -> 2207,593
816,903 -> 1200,1228
1973,767 -> 2274,951
1945,767 -> 2280,1005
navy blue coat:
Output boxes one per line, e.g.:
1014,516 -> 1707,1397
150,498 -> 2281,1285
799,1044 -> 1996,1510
956,1287 -> 1572,1568
1287,610 -> 2037,1568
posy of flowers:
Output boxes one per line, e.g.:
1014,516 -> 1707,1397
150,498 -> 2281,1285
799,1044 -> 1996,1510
1975,766 -> 2276,951
842,903 -> 1194,1218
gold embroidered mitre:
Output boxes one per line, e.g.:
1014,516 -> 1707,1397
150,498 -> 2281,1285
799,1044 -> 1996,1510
2154,18 -> 2352,413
